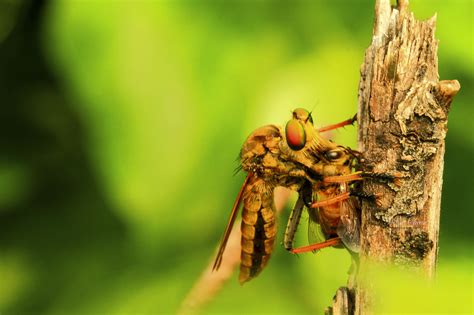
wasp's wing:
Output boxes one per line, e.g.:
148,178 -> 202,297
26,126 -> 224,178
337,196 -> 360,253
307,205 -> 327,254
212,173 -> 252,271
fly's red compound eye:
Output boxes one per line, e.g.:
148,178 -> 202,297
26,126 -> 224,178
285,119 -> 306,151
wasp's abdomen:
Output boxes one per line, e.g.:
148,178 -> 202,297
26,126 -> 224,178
317,184 -> 346,237
239,178 -> 276,284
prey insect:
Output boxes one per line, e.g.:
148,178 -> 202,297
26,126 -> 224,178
213,108 -> 363,283
283,152 -> 362,256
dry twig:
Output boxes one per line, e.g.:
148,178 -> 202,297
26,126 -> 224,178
328,0 -> 460,314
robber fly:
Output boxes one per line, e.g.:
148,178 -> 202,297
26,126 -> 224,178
213,108 -> 364,284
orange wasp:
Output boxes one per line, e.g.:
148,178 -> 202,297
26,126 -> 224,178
282,148 -> 362,256
213,108 -> 369,283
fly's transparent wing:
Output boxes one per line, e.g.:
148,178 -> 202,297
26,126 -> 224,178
337,196 -> 360,253
213,174 -> 252,271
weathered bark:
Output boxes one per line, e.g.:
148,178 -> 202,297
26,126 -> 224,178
329,0 -> 460,314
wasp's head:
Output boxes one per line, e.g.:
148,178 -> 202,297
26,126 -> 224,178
322,146 -> 355,167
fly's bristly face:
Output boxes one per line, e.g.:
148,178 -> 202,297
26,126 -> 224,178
282,108 -> 351,179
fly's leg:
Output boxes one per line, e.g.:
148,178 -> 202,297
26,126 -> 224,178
317,114 -> 357,133
283,181 -> 312,251
283,194 -> 304,251
291,237 -> 342,254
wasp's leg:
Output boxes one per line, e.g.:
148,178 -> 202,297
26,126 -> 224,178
323,172 -> 364,184
317,114 -> 357,133
311,192 -> 350,208
362,171 -> 403,186
291,237 -> 342,254
323,171 -> 402,185
349,189 -> 383,207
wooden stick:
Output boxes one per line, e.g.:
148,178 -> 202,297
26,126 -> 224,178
329,0 -> 460,313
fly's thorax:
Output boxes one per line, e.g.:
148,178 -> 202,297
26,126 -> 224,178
241,125 -> 282,157
240,125 -> 283,174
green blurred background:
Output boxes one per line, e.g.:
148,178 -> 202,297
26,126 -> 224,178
0,0 -> 472,314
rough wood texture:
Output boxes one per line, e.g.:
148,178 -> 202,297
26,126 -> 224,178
325,287 -> 353,315
329,0 -> 460,314
358,0 -> 459,274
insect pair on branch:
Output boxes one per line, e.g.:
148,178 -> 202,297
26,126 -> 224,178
213,108 -> 399,284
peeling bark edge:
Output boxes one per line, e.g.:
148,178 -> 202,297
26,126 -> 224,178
328,0 -> 460,314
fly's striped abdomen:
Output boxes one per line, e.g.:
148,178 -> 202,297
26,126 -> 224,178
239,177 -> 276,284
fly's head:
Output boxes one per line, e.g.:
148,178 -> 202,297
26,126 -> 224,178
283,108 -> 360,181
284,108 -> 316,151
283,108 -> 334,176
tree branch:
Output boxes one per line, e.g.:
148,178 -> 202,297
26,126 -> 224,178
329,0 -> 460,313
